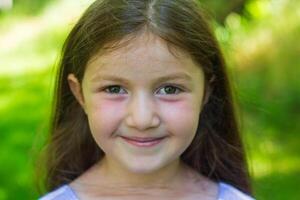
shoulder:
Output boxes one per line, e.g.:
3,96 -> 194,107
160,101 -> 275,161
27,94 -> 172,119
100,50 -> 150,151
38,185 -> 78,200
218,182 -> 255,200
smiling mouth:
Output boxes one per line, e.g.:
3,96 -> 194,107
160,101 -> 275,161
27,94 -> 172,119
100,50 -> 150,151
120,136 -> 166,147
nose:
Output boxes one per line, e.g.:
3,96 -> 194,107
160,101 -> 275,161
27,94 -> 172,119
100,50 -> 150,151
125,92 -> 160,131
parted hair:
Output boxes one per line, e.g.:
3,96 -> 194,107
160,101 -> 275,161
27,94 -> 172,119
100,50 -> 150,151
38,0 -> 252,195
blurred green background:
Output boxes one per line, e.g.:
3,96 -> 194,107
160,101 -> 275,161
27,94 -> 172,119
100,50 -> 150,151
0,0 -> 299,199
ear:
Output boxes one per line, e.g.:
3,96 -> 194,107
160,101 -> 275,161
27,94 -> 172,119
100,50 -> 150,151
202,76 -> 215,107
67,73 -> 86,110
203,86 -> 211,106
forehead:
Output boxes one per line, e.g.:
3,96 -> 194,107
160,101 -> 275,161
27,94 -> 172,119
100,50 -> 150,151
85,32 -> 201,77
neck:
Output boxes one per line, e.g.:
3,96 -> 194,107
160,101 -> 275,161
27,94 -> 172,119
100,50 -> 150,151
70,157 -> 210,199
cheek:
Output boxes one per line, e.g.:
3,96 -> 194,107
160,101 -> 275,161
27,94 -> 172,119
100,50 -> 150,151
160,99 -> 200,137
86,98 -> 126,138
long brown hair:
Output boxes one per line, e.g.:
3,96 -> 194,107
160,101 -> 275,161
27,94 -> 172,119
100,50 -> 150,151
39,0 -> 253,195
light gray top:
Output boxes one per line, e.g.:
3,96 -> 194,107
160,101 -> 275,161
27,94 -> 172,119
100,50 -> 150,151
39,182 -> 255,200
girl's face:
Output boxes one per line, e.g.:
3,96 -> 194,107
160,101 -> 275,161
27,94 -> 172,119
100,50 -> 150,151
68,33 -> 206,177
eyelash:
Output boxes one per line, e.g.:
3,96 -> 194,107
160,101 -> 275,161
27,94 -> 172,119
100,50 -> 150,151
101,84 -> 184,95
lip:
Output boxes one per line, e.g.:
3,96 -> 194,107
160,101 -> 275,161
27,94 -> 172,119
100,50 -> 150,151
121,136 -> 166,142
121,136 -> 166,147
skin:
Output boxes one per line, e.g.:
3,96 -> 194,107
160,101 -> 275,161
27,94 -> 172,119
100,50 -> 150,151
68,31 -> 218,199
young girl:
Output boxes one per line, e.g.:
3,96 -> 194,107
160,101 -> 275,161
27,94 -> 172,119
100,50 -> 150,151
38,0 -> 255,199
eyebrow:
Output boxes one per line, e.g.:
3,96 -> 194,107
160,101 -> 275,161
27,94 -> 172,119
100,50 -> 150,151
91,73 -> 192,84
